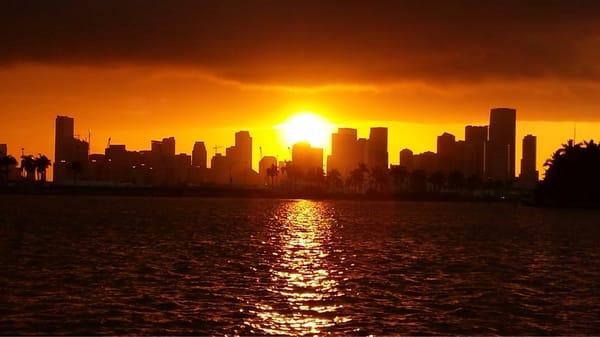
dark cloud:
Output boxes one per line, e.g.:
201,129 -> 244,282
2,0 -> 600,86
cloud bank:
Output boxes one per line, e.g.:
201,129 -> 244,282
2,0 -> 600,87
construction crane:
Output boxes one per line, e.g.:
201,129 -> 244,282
213,145 -> 223,155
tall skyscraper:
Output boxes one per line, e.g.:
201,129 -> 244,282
437,132 -> 456,174
465,125 -> 488,179
367,127 -> 388,170
55,115 -> 75,165
399,148 -> 414,170
292,142 -> 323,175
328,128 -> 359,177
519,134 -> 538,186
192,141 -> 207,168
486,108 -> 516,182
357,138 -> 368,165
235,131 -> 252,171
161,137 -> 176,157
53,116 -> 89,183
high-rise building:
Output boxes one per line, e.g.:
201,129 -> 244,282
174,153 -> 191,184
149,137 -> 176,185
161,137 -> 176,157
413,151 -> 438,175
399,148 -> 414,170
192,141 -> 207,168
210,153 -> 230,184
367,127 -> 388,170
105,144 -> 131,183
55,116 -> 74,164
465,125 -> 488,179
0,144 -> 7,157
519,135 -> 538,187
235,131 -> 252,171
486,108 -> 516,182
357,138 -> 368,165
328,128 -> 359,177
53,116 -> 89,183
292,142 -> 323,175
437,132 -> 457,174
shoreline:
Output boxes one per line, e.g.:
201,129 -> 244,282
0,184 -> 522,203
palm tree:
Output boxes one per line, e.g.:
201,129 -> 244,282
67,161 -> 83,185
447,170 -> 465,190
280,161 -> 300,189
266,164 -> 278,187
34,154 -> 51,184
306,167 -> 324,187
369,167 -> 389,192
347,164 -> 368,193
538,139 -> 600,204
428,171 -> 445,192
0,154 -> 18,185
465,174 -> 482,190
390,165 -> 409,192
20,155 -> 36,181
409,170 -> 427,193
326,169 -> 343,191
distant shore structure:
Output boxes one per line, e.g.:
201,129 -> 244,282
0,107 -> 537,189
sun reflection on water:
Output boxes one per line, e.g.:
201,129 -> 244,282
245,200 -> 350,336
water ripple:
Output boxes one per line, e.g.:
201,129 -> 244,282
1,196 -> 599,335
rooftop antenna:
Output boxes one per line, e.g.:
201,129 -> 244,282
259,146 -> 263,159
574,123 -> 577,143
107,137 -> 111,149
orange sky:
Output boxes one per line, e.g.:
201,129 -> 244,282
2,2 -> 600,179
1,64 -> 599,179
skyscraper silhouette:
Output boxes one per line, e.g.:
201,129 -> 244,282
292,142 -> 323,175
0,144 -> 7,157
54,116 -> 89,183
161,137 -> 176,157
437,132 -> 457,174
328,128 -> 359,177
368,127 -> 388,170
486,108 -> 516,182
399,148 -> 414,170
519,134 -> 538,187
465,125 -> 488,179
235,131 -> 252,171
192,141 -> 207,169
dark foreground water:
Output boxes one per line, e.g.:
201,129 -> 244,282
1,196 -> 599,335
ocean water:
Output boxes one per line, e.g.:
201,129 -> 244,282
1,196 -> 599,335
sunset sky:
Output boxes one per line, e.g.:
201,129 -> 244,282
2,0 -> 600,175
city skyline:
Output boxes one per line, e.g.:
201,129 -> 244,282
2,2 -> 600,335
2,107 -> 546,186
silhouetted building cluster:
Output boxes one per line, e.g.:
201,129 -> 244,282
326,127 -> 388,176
399,107 -> 535,187
52,116 -> 260,186
45,108 -> 537,189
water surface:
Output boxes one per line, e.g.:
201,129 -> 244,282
1,196 -> 599,335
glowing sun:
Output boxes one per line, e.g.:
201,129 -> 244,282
278,112 -> 334,148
